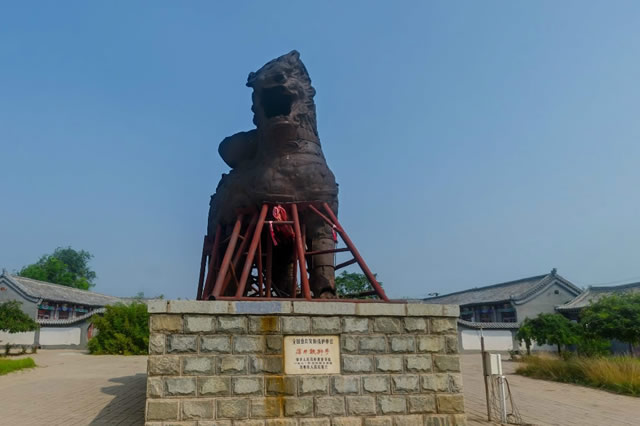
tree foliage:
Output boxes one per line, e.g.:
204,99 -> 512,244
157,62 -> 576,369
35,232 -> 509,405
18,247 -> 96,290
517,313 -> 580,354
88,303 -> 149,355
581,293 -> 640,348
0,301 -> 39,333
335,271 -> 382,298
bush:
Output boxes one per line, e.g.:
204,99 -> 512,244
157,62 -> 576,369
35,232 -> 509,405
0,357 -> 36,375
88,302 -> 149,355
516,355 -> 640,396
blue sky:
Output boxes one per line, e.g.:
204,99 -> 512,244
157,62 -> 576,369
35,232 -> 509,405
2,1 -> 640,299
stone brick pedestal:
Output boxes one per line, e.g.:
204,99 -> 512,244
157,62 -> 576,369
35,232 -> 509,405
145,300 -> 467,426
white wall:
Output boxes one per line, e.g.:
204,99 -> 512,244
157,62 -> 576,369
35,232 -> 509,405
461,329 -> 514,351
39,327 -> 81,346
0,331 -> 36,346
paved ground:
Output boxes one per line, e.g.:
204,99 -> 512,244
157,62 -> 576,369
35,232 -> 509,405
1,350 -> 638,425
0,350 -> 146,425
461,353 -> 639,426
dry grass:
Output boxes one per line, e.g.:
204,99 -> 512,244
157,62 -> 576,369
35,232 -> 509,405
0,357 -> 36,375
516,355 -> 640,396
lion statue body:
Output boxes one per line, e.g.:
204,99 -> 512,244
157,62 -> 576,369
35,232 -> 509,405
207,50 -> 339,297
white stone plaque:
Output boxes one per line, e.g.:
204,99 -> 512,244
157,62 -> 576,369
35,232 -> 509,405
284,335 -> 340,375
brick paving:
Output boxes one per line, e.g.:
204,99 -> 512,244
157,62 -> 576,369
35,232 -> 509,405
0,350 -> 146,425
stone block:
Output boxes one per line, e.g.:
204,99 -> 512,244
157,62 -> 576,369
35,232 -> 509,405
315,396 -> 346,416
342,317 -> 369,333
233,377 -> 263,395
300,419 -> 331,426
312,317 -> 341,333
199,421 -> 232,426
392,375 -> 419,393
362,376 -> 389,393
218,317 -> 248,334
200,336 -> 232,353
293,301 -> 356,315
284,397 -> 313,416
167,335 -> 197,353
166,300 -> 229,314
266,335 -> 283,353
424,416 -> 453,426
434,355 -> 460,372
216,398 -> 249,418
147,377 -> 163,398
149,334 -> 165,355
147,299 -> 168,313
359,336 -> 387,353
374,356 -> 402,373
234,336 -> 265,353
266,376 -> 296,396
356,303 -> 406,316
151,315 -> 183,332
346,396 -> 376,416
373,318 -> 402,334
250,356 -> 283,374
183,357 -> 214,375
364,418 -> 392,426
165,377 -> 196,396
403,318 -> 427,333
265,420 -> 296,426
299,376 -> 329,395
218,356 -> 247,374
234,421 -> 266,426
184,316 -> 215,333
148,356 -> 180,376
448,374 -> 463,392
406,304 -> 442,317
392,415 -> 422,426
417,336 -> 445,353
405,355 -> 432,373
407,395 -> 436,413
147,400 -> 179,421
430,318 -> 456,334
343,355 -> 373,373
198,377 -> 231,396
442,305 -> 460,317
331,376 -> 360,395
249,316 -> 280,334
281,316 -> 311,333
182,400 -> 214,419
251,397 -> 282,417
341,336 -> 358,353
436,394 -> 465,413
390,336 -> 415,353
452,414 -> 467,425
332,418 -> 363,426
234,301 -> 291,314
445,336 -> 458,354
377,395 -> 406,414
422,374 -> 461,392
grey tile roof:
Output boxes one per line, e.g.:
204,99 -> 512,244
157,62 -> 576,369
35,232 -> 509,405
457,319 -> 521,329
4,273 -> 122,307
37,308 -> 106,325
423,270 -> 581,306
556,281 -> 640,311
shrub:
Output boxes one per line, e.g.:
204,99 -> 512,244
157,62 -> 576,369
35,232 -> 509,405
516,355 -> 640,396
516,313 -> 580,354
0,301 -> 39,333
88,302 -> 149,355
0,357 -> 36,375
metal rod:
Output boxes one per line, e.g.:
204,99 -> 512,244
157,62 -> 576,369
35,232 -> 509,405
214,296 -> 406,303
321,202 -> 389,301
308,204 -> 336,228
341,290 -> 377,298
335,258 -> 357,270
235,204 -> 269,298
211,215 -> 243,299
257,239 -> 264,297
291,247 -> 298,298
196,235 -> 209,300
266,233 -> 273,298
480,328 -> 492,422
202,224 -> 221,299
305,247 -> 350,256
291,204 -> 311,300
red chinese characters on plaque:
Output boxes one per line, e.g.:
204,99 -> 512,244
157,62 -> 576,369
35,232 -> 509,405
284,335 -> 340,375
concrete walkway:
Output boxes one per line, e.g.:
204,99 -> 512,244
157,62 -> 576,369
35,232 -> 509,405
0,350 -> 146,425
461,353 -> 639,426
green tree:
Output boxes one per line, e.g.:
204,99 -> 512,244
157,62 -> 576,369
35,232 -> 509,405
0,301 -> 39,333
88,302 -> 149,355
18,247 -> 96,290
520,313 -> 580,355
580,293 -> 640,353
516,317 -> 535,355
335,271 -> 382,298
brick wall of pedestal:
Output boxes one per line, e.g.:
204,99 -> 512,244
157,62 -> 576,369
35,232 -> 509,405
145,300 -> 467,426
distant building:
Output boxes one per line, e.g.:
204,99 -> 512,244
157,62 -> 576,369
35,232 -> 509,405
0,270 -> 122,349
423,269 -> 582,352
556,280 -> 640,320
